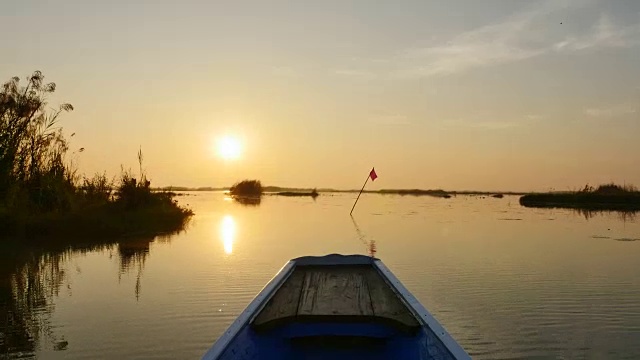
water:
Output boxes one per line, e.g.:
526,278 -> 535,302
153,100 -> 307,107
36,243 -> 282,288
1,192 -> 640,359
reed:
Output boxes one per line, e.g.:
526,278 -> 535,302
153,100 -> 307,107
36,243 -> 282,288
520,183 -> 640,211
0,71 -> 192,241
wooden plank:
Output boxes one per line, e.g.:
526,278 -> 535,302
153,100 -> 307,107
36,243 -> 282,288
253,270 -> 305,327
297,266 -> 374,316
364,268 -> 420,328
253,264 -> 420,332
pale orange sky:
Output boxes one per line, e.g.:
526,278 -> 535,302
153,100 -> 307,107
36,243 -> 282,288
2,0 -> 639,191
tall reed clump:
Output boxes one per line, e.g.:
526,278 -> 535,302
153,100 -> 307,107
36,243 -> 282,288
0,71 -> 192,240
114,149 -> 155,210
0,71 -> 76,214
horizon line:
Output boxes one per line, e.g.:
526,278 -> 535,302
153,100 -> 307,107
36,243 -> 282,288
152,185 -> 535,194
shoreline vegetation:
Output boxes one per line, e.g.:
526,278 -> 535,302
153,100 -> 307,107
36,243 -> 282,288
182,181 -> 638,212
520,184 -> 640,211
0,71 -> 192,242
166,185 -> 514,198
377,189 -> 451,198
222,179 -> 519,205
272,189 -> 319,198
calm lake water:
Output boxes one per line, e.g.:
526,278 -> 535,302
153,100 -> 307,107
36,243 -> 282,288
2,192 -> 640,359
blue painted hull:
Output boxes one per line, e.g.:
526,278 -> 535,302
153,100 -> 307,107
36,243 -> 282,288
202,254 -> 470,360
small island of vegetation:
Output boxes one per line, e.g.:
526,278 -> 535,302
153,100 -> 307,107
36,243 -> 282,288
230,179 -> 263,197
519,183 -> 640,211
228,179 -> 263,205
229,180 -> 319,202
0,71 -> 192,242
273,189 -> 319,198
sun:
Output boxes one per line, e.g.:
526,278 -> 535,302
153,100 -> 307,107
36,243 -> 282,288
216,136 -> 242,160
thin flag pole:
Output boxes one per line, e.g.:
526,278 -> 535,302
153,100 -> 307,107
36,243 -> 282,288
350,174 -> 370,215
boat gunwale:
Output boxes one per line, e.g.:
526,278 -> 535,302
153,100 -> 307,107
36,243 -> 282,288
201,260 -> 297,360
373,259 -> 471,360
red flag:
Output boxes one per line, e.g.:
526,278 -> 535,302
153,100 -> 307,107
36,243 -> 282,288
351,167 -> 378,214
369,168 -> 378,181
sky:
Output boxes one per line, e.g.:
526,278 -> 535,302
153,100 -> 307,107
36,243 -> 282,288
1,0 -> 639,191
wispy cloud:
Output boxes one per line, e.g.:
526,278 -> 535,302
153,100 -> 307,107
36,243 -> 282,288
471,121 -> 521,130
443,119 -> 514,130
333,69 -> 377,79
585,103 -> 638,118
396,1 -> 640,78
443,113 -> 544,130
555,14 -> 640,51
270,66 -> 300,78
398,4 -> 548,77
370,114 -> 411,125
527,114 -> 545,121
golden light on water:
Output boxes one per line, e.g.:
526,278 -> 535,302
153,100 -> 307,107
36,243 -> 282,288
220,215 -> 235,254
216,136 -> 242,160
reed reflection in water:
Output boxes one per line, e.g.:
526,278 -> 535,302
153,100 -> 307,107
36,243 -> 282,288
117,236 -> 154,301
574,209 -> 638,222
0,233 -> 174,357
0,251 -> 69,357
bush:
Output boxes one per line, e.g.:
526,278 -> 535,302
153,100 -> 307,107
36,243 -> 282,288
114,170 -> 154,210
230,180 -> 262,197
79,173 -> 113,205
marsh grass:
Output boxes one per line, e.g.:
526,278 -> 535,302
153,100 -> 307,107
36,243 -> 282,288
0,71 -> 192,241
520,183 -> 640,211
584,183 -> 638,194
2,173 -> 192,241
274,188 -> 319,198
378,189 -> 451,198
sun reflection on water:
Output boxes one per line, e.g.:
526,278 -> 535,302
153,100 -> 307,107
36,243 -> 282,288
220,215 -> 236,254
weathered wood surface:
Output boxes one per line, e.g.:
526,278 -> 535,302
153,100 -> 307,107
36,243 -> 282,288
364,268 -> 419,328
252,265 -> 419,329
253,270 -> 305,327
297,268 -> 373,316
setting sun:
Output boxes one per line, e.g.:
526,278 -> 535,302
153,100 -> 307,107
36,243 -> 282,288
216,136 -> 242,160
